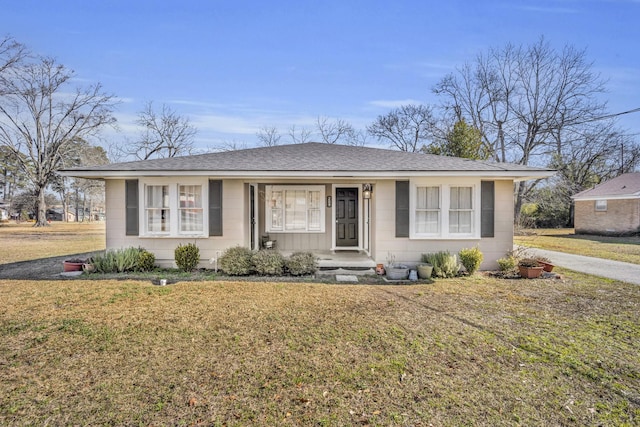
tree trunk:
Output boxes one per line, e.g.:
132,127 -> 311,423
34,184 -> 49,227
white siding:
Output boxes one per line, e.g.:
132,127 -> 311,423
371,179 -> 514,270
105,179 -> 246,268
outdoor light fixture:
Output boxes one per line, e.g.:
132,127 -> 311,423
326,195 -> 332,207
363,183 -> 372,199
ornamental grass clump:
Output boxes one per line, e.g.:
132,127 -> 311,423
422,251 -> 460,278
252,250 -> 285,276
174,243 -> 200,272
219,246 -> 254,275
285,252 -> 318,276
459,246 -> 483,275
91,247 -> 149,273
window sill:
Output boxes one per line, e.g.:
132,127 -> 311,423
410,235 -> 480,240
140,234 -> 209,239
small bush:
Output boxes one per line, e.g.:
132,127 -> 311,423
421,251 -> 460,278
219,246 -> 254,275
497,256 -> 517,272
174,243 -> 200,272
137,249 -> 156,272
459,246 -> 483,275
286,252 -> 317,276
91,247 -> 142,273
252,250 -> 285,275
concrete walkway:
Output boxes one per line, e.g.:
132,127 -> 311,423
519,246 -> 640,285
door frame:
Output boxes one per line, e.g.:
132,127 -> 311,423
249,183 -> 259,250
331,184 -> 364,251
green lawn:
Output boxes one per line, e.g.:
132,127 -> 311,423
515,228 -> 640,265
1,274 -> 638,426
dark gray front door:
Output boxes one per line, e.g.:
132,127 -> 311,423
336,187 -> 358,247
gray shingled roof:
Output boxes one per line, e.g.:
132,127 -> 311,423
573,172 -> 640,199
64,142 -> 552,175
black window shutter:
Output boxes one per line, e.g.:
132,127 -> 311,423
209,180 -> 223,236
481,181 -> 495,238
395,180 -> 410,238
125,179 -> 139,236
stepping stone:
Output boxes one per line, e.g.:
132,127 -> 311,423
336,274 -> 358,283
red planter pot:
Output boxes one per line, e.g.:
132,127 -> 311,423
63,261 -> 84,272
518,265 -> 544,279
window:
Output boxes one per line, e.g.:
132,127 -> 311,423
410,180 -> 479,239
142,181 -> 206,237
266,185 -> 325,232
179,185 -> 203,233
595,200 -> 607,211
415,186 -> 440,234
449,186 -> 473,234
146,185 -> 170,233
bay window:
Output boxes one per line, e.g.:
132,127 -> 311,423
266,185 -> 325,232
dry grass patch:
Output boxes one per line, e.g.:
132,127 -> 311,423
0,222 -> 105,264
515,228 -> 640,265
1,275 -> 639,426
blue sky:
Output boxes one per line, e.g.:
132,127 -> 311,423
2,0 -> 639,151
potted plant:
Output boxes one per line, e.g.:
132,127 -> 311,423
416,263 -> 433,279
63,258 -> 86,272
535,256 -> 554,272
518,258 -> 544,279
385,253 -> 409,280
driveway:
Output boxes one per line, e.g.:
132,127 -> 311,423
519,247 -> 640,285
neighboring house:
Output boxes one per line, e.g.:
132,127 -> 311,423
62,143 -> 554,269
572,172 -> 640,235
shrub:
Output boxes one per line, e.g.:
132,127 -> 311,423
174,243 -> 200,272
91,247 -> 142,273
497,256 -> 518,272
459,246 -> 483,275
421,251 -> 460,278
137,249 -> 156,272
252,250 -> 285,275
219,246 -> 253,275
286,252 -> 317,276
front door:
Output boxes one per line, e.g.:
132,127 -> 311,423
250,184 -> 256,250
336,187 -> 358,247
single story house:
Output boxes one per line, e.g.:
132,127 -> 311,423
62,143 -> 554,269
572,172 -> 640,235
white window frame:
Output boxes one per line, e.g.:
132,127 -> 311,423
595,199 -> 607,212
409,178 -> 480,239
265,185 -> 325,233
139,178 -> 208,238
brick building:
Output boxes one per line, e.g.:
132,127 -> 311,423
572,173 -> 640,235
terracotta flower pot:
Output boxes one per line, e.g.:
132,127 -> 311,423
63,261 -> 84,272
518,265 -> 544,279
539,261 -> 554,272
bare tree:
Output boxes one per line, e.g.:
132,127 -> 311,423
256,125 -> 281,147
367,104 -> 435,152
288,124 -> 312,144
433,37 -> 608,218
0,52 -> 116,226
214,140 -> 249,152
118,102 -> 197,160
0,36 -> 27,75
316,116 -> 361,145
